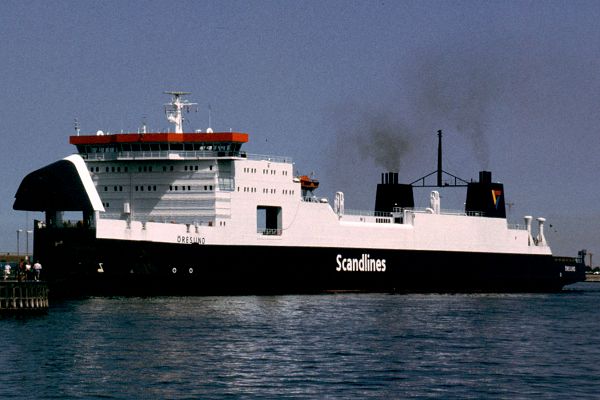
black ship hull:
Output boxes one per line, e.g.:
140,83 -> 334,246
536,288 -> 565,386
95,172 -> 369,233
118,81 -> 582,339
33,226 -> 585,298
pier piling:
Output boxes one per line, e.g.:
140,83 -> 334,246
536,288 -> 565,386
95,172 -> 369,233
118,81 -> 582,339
0,280 -> 49,314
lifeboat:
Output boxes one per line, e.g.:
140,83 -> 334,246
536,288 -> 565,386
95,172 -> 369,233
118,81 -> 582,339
299,175 -> 319,191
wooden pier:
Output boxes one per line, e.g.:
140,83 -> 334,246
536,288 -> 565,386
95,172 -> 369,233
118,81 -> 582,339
0,280 -> 49,314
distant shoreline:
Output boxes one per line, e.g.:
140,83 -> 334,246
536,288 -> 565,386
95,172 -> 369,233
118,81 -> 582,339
1,254 -> 31,263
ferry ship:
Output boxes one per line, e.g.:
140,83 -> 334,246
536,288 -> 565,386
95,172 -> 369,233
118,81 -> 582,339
13,92 -> 585,296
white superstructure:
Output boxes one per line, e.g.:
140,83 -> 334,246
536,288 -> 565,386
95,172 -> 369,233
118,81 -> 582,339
59,92 -> 551,257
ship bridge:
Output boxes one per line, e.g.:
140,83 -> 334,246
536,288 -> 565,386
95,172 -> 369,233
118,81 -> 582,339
71,90 -> 249,161
70,132 -> 249,161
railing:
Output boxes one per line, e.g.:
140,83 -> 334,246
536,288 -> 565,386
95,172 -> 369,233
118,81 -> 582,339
302,196 -> 329,203
344,209 -> 393,217
81,150 -> 293,163
245,154 -> 293,163
345,207 -> 470,217
3,267 -> 42,282
257,228 -> 282,236
82,150 -> 247,160
508,224 -> 527,231
407,207 -> 470,216
344,207 -> 527,225
36,220 -> 92,229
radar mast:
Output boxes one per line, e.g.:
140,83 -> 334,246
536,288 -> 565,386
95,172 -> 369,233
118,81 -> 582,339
164,91 -> 197,133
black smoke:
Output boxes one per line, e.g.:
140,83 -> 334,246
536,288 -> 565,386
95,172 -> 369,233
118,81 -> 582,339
326,37 -> 522,184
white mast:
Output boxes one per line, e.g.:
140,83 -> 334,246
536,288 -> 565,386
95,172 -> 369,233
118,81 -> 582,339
164,91 -> 197,134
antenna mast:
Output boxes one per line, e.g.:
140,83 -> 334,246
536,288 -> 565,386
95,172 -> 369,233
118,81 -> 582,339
74,118 -> 80,136
437,129 -> 443,187
410,129 -> 470,187
164,91 -> 197,133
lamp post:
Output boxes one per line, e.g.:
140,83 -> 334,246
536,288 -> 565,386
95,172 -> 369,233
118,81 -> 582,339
16,229 -> 23,257
26,230 -> 33,257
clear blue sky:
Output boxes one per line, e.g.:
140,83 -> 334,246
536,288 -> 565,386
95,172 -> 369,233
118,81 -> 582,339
1,0 -> 600,259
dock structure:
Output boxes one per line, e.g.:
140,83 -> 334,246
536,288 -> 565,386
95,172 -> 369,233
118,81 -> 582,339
0,280 -> 49,314
585,274 -> 600,282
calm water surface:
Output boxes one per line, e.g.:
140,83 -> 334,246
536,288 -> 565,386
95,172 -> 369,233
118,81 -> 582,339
2,282 -> 600,399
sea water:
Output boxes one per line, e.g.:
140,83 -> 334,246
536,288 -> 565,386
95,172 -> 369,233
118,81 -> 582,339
1,282 -> 599,399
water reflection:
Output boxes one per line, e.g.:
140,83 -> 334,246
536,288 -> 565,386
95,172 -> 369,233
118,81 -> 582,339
2,284 -> 600,398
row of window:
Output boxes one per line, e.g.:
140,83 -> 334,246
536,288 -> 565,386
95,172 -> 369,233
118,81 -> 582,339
91,165 -> 214,173
80,143 -> 240,153
103,183 -> 291,194
242,167 -> 289,176
136,185 -> 157,192
263,169 -> 289,176
103,185 -> 214,192
169,185 -> 214,191
238,187 -> 296,195
183,165 -> 214,171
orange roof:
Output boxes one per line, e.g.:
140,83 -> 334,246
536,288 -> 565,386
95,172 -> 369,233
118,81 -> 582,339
70,132 -> 249,145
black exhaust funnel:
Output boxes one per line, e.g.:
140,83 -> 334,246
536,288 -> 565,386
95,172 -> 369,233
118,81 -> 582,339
375,172 -> 414,213
465,171 -> 506,218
